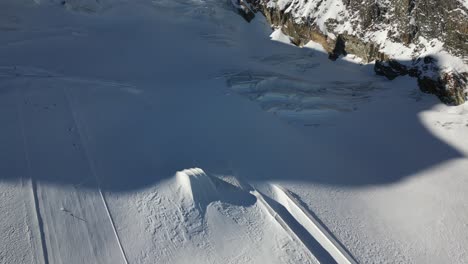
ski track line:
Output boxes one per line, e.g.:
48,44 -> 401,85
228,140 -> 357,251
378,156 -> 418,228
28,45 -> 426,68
271,184 -> 358,264
0,66 -> 136,90
15,83 -> 50,264
249,190 -> 318,263
62,86 -> 130,264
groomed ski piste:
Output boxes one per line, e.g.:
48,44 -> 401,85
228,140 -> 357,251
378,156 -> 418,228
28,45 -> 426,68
1,0 -> 468,263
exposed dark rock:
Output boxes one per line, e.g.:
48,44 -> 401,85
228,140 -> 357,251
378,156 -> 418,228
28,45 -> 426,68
329,35 -> 346,61
376,58 -> 467,105
375,61 -> 406,80
418,73 -> 467,105
232,0 -> 256,22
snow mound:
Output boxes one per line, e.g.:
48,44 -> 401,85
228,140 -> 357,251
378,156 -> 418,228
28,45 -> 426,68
176,168 -> 219,207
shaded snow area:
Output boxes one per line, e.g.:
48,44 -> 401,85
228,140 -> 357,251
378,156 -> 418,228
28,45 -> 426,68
1,0 -> 468,263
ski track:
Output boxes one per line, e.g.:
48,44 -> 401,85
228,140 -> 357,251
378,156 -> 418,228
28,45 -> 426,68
0,80 -> 45,264
62,85 -> 130,264
11,77 -> 127,264
4,66 -> 135,264
0,66 -> 138,93
16,82 -> 49,264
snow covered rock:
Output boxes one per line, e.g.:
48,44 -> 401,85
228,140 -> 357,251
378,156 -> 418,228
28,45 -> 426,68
246,0 -> 468,104
231,0 -> 257,22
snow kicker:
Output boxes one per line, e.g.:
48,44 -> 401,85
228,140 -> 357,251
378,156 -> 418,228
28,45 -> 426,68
233,178 -> 356,264
176,168 -> 220,210
271,184 -> 358,264
173,169 -> 356,263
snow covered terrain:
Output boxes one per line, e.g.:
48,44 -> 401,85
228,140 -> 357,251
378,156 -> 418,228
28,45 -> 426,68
1,0 -> 468,263
252,0 -> 468,104
261,0 -> 468,71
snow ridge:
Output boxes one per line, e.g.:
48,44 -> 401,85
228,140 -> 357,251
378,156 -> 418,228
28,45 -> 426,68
272,184 -> 357,264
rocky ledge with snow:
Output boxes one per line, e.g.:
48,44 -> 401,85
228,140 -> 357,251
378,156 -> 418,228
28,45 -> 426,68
237,0 -> 468,104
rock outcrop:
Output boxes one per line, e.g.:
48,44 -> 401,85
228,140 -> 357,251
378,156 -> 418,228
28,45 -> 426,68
238,0 -> 468,105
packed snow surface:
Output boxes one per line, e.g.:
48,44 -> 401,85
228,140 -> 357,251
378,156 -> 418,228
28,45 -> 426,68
1,0 -> 468,263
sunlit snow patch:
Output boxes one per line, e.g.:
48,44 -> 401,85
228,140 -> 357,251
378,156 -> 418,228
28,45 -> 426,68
270,28 -> 293,45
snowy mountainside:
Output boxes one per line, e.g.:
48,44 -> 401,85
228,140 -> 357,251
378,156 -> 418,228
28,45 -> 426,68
1,0 -> 468,264
246,0 -> 468,104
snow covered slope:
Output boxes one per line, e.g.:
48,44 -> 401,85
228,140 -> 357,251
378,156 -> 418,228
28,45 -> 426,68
1,0 -> 468,263
248,0 -> 468,104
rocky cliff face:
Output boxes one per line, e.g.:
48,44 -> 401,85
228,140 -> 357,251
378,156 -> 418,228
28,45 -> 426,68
239,0 -> 468,105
